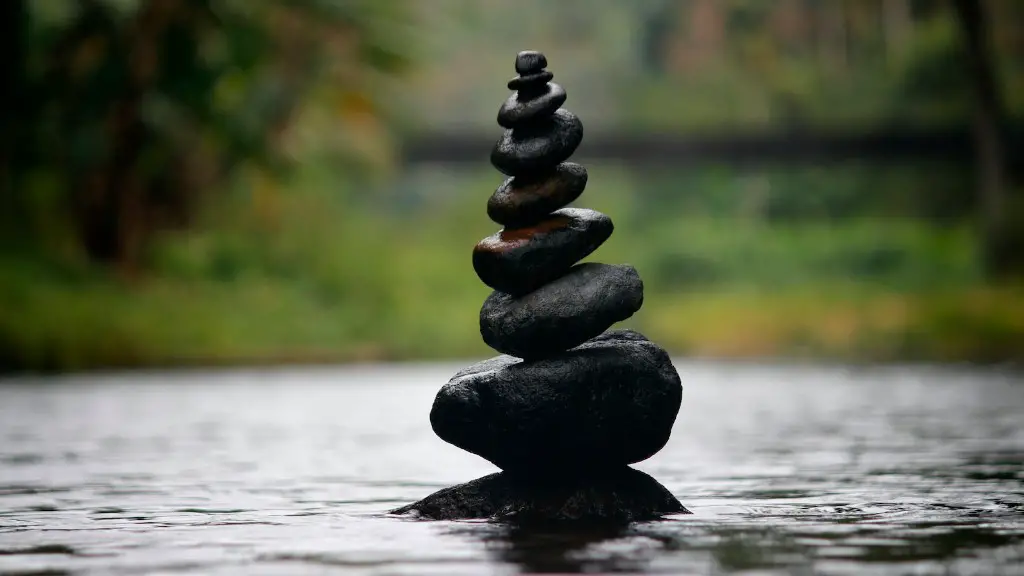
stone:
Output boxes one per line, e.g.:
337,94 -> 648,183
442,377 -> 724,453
487,162 -> 588,226
480,263 -> 643,359
515,50 -> 547,75
507,71 -> 554,92
430,330 -> 682,472
389,49 -> 691,524
491,108 -> 583,177
390,467 -> 689,521
473,208 -> 612,296
497,83 -> 567,129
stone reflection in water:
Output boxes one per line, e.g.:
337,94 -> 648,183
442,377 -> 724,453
393,50 -> 686,521
450,521 -> 662,574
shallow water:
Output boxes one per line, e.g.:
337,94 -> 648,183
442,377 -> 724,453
0,361 -> 1022,575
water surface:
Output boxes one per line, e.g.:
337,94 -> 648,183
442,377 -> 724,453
1,361 -> 1022,574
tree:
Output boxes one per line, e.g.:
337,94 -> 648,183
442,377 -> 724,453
0,0 -> 409,273
950,0 -> 1018,278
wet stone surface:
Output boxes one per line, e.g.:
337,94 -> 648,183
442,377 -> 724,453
429,330 -> 682,473
497,83 -> 567,128
391,466 -> 687,522
491,108 -> 583,177
422,49 -> 683,534
473,208 -> 612,296
507,71 -> 554,92
480,262 -> 643,359
515,50 -> 547,75
487,162 -> 588,226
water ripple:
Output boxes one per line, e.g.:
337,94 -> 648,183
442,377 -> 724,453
0,362 -> 1021,574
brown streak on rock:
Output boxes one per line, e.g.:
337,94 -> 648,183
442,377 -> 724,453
475,216 -> 571,253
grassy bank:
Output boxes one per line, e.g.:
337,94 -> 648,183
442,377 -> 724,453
1,164 -> 1021,373
2,266 -> 1022,373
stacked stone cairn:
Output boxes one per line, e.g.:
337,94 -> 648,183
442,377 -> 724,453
392,51 -> 688,522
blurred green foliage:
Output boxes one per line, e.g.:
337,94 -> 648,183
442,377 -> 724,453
3,162 -> 1022,372
1,0 -> 410,268
405,0 -> 1024,133
1,0 -> 1023,372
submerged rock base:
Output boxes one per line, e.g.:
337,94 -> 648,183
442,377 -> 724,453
390,467 -> 689,522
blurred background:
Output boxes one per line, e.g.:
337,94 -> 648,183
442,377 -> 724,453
1,0 -> 1022,373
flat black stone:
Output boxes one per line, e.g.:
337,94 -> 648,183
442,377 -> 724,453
390,467 -> 689,521
491,109 -> 583,177
430,329 -> 682,472
480,263 -> 643,359
507,71 -> 554,92
497,83 -> 567,128
473,208 -> 611,296
515,50 -> 547,75
488,162 -> 588,226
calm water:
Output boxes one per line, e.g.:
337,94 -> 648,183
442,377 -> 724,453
0,361 -> 1022,575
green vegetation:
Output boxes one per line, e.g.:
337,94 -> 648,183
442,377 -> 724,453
2,1 -> 1023,373
1,0 -> 410,270
2,163 -> 1020,372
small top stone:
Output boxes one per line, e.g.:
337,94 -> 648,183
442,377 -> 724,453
515,51 -> 547,75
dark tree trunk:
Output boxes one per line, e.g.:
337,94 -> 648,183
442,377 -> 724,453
0,0 -> 27,244
73,0 -> 183,273
951,0 -> 1017,279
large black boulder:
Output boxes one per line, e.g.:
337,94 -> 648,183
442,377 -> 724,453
491,108 -> 583,177
390,467 -> 688,521
487,162 -> 588,226
480,263 -> 643,359
473,208 -> 612,296
430,330 -> 682,472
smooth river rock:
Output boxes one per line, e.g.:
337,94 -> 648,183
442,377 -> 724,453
480,263 -> 643,359
497,83 -> 567,128
507,70 -> 554,92
491,108 -> 583,177
430,329 -> 682,472
487,162 -> 588,226
473,208 -> 612,296
515,50 -> 547,75
390,467 -> 689,521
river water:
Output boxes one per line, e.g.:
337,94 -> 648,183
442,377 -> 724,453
0,361 -> 1022,575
